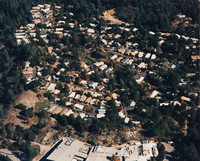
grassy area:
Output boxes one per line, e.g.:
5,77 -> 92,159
35,99 -> 51,112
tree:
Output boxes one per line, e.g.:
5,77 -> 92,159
5,123 -> 15,137
0,154 -> 11,161
156,47 -> 163,55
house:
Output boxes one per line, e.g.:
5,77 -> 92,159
69,12 -> 74,16
103,78 -> 109,83
116,57 -> 123,62
69,92 -> 76,98
99,64 -> 108,71
191,55 -> 200,60
126,49 -> 132,55
75,94 -> 81,100
53,106 -> 63,114
74,104 -> 84,110
90,23 -> 96,27
150,90 -> 159,98
130,101 -> 136,107
145,53 -> 151,59
126,59 -> 134,65
26,23 -> 35,29
96,113 -> 105,118
110,55 -> 118,60
97,85 -> 104,91
87,71 -> 94,75
136,77 -> 144,84
138,52 -> 144,58
69,23 -> 75,28
114,34 -> 121,39
112,93 -> 119,100
181,96 -> 191,102
98,108 -> 106,114
32,6 -> 40,10
90,99 -> 97,105
124,117 -> 130,123
149,31 -> 155,35
64,109 -> 74,116
56,28 -> 64,32
102,39 -> 108,45
108,40 -> 114,45
133,28 -> 138,32
85,97 -> 92,104
131,50 -> 138,56
121,58 -> 129,65
79,95 -> 87,102
138,62 -> 147,69
118,48 -> 126,54
47,83 -> 56,92
87,28 -> 95,33
54,89 -> 60,95
88,81 -> 99,89
118,111 -> 125,118
93,92 -> 102,98
78,113 -> 85,119
94,62 -> 104,67
30,33 -> 36,37
151,54 -> 156,60
160,103 -> 169,106
115,100 -> 121,106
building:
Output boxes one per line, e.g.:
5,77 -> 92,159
47,83 -> 56,92
46,138 -> 88,161
44,138 -> 158,161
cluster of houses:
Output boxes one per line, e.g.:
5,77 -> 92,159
19,3 -> 199,128
15,4 -> 61,45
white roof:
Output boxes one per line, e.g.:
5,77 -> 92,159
110,55 -> 118,60
149,31 -> 155,35
47,83 -> 56,92
79,113 -> 86,119
56,28 -> 64,31
130,101 -> 136,107
138,62 -> 147,68
87,28 -> 95,33
94,62 -> 104,67
99,64 -> 107,71
151,54 -> 156,60
124,117 -> 130,123
118,111 -> 125,118
96,113 -> 105,118
145,53 -> 151,58
133,28 -> 138,32
88,82 -> 99,89
64,109 -> 74,116
102,39 -> 107,45
160,103 -> 169,106
150,90 -> 159,98
75,94 -> 81,100
69,92 -> 76,98
74,104 -> 84,110
47,138 -> 85,161
138,52 -> 144,58
136,77 -> 144,84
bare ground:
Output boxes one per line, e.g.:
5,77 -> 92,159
101,9 -> 128,25
15,90 -> 39,108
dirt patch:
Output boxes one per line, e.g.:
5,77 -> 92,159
101,9 -> 127,25
15,90 -> 39,108
3,107 -> 39,129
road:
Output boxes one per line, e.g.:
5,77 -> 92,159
0,149 -> 20,161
